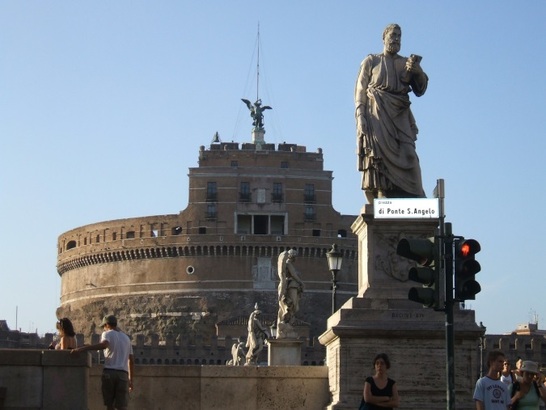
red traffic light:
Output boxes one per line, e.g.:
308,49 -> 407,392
454,238 -> 481,301
459,239 -> 481,258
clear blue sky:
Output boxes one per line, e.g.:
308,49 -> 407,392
1,1 -> 544,336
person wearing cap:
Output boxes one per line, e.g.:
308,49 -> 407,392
71,315 -> 134,410
509,360 -> 546,410
474,350 -> 511,409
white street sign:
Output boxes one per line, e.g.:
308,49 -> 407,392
374,198 -> 439,219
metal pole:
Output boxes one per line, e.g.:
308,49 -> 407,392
331,271 -> 338,315
435,179 -> 455,410
444,225 -> 455,410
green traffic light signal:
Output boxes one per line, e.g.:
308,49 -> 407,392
397,237 -> 442,310
454,238 -> 481,301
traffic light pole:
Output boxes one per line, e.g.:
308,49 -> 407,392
444,224 -> 455,410
435,179 -> 455,410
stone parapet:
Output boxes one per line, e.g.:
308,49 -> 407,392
0,349 -> 329,410
0,349 -> 90,409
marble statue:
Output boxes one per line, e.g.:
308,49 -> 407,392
227,339 -> 246,366
276,249 -> 304,339
245,305 -> 269,365
355,23 -> 428,203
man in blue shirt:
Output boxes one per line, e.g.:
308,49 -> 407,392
474,350 -> 511,410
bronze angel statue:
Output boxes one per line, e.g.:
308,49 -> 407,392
241,98 -> 272,129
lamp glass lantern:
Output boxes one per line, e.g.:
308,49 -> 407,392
326,244 -> 343,314
326,244 -> 343,273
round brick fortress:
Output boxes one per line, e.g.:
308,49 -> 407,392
56,141 -> 359,344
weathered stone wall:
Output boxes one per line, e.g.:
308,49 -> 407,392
87,365 -> 330,410
0,349 -> 329,410
56,220 -> 358,343
0,349 -> 90,409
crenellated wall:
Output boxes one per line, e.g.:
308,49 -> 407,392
79,331 -> 326,366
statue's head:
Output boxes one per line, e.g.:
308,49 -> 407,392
382,24 -> 401,54
287,249 -> 298,259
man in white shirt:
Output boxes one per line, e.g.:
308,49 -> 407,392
72,315 -> 134,410
474,350 -> 511,410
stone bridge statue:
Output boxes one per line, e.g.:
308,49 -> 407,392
355,23 -> 428,203
276,249 -> 304,339
245,304 -> 269,365
227,338 -> 246,366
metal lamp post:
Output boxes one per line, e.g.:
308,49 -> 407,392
326,244 -> 343,315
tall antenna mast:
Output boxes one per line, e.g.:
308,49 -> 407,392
256,22 -> 260,101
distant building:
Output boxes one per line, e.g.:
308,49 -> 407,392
480,322 -> 546,375
0,321 -> 49,349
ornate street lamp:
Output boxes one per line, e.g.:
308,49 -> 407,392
326,244 -> 343,315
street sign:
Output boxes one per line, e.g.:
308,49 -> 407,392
374,198 -> 439,219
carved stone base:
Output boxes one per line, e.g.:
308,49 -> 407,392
276,322 -> 298,339
318,207 -> 483,409
252,128 -> 265,147
267,338 -> 303,366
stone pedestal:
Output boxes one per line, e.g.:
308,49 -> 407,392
267,338 -> 303,366
252,127 -> 265,149
319,205 -> 483,409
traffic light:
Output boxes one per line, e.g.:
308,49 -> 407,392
397,237 -> 443,310
454,238 -> 481,301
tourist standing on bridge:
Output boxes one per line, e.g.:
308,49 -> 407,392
72,315 -> 134,410
49,317 -> 77,350
509,360 -> 546,410
360,353 -> 400,409
474,350 -> 511,409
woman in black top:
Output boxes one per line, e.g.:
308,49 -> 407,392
361,353 -> 400,410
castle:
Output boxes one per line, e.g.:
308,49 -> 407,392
55,122 -> 359,355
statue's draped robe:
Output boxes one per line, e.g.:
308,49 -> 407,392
245,312 -> 267,363
355,53 -> 428,197
277,253 -> 301,325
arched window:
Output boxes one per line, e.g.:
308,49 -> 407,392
66,240 -> 77,250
